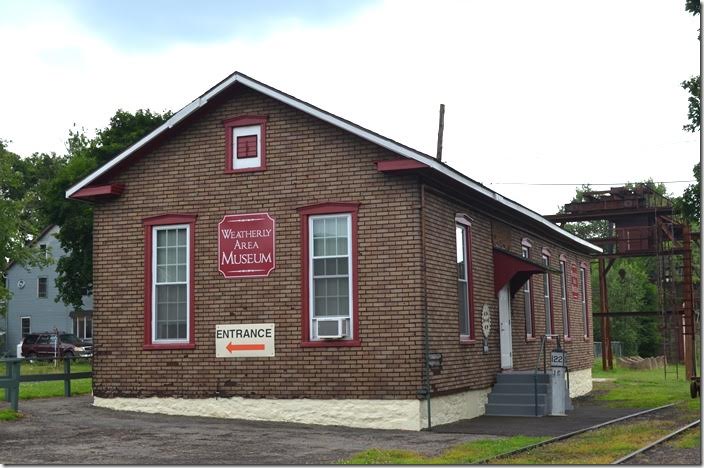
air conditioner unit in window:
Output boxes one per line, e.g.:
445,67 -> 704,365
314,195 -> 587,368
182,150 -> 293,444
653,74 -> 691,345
316,318 -> 349,339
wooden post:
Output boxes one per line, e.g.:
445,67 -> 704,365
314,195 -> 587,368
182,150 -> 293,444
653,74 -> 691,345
436,104 -> 445,161
9,360 -> 20,411
63,357 -> 71,397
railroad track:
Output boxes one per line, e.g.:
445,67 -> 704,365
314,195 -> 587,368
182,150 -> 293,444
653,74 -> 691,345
476,403 -> 677,464
612,419 -> 700,464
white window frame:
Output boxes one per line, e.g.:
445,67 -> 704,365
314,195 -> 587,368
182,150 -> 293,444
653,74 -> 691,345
74,316 -> 93,340
560,260 -> 570,337
37,277 -> 47,298
308,213 -> 353,341
232,125 -> 262,171
456,215 -> 473,339
151,224 -> 191,344
39,243 -> 48,259
522,245 -> 533,336
542,254 -> 552,335
20,316 -> 31,338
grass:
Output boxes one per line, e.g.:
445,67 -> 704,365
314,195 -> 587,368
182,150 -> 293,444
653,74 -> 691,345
340,360 -> 702,464
493,420 -> 677,465
340,436 -> 546,464
0,360 -> 92,399
591,361 -> 701,414
0,408 -> 22,421
668,428 -> 701,449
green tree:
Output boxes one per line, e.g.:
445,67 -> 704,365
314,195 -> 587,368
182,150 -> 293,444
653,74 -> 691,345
680,0 -> 701,224
42,109 -> 171,308
0,141 -> 61,314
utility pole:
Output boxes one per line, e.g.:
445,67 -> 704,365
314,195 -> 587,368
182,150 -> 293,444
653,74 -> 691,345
436,104 -> 445,161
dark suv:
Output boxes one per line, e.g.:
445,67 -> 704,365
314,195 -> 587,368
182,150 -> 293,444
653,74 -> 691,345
21,332 -> 93,359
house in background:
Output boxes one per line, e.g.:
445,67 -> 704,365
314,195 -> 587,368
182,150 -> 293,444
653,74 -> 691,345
4,225 -> 93,356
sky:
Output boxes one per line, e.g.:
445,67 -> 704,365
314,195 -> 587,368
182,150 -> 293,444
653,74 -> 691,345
0,0 -> 699,215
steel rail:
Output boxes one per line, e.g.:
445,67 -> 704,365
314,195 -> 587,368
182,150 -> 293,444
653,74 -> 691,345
476,403 -> 675,464
611,419 -> 700,464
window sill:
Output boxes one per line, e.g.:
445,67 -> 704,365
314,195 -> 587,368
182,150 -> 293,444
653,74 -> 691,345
525,336 -> 537,342
583,335 -> 590,342
143,343 -> 196,351
460,338 -> 477,345
564,336 -> 573,342
224,166 -> 266,174
301,339 -> 361,348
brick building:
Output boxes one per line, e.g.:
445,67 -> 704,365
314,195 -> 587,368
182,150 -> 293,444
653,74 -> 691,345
66,72 -> 599,430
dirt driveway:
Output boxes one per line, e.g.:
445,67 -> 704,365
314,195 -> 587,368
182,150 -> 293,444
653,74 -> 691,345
0,396 -> 492,464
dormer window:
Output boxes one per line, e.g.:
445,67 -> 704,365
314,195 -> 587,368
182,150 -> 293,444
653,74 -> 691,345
224,116 -> 267,173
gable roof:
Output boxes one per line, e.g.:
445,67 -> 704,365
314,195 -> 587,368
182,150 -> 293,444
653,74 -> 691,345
4,225 -> 58,273
65,71 -> 601,254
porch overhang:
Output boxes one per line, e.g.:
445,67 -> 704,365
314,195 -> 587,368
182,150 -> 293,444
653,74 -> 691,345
493,248 -> 547,296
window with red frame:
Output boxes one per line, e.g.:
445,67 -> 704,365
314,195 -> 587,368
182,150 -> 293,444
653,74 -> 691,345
560,259 -> 570,337
542,254 -> 554,335
522,245 -> 534,336
580,266 -> 589,336
224,116 -> 267,172
143,214 -> 196,349
298,203 -> 359,347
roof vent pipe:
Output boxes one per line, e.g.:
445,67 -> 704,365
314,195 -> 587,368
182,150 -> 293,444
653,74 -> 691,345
436,104 -> 445,161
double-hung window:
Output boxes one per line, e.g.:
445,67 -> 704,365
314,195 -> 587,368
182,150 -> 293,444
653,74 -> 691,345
560,259 -> 570,337
522,244 -> 534,336
21,317 -> 31,338
143,214 -> 196,349
579,266 -> 589,337
37,277 -> 47,298
542,254 -> 553,335
299,203 -> 359,346
456,216 -> 474,340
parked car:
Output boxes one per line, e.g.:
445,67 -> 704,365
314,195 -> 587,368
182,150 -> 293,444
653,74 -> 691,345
21,332 -> 93,359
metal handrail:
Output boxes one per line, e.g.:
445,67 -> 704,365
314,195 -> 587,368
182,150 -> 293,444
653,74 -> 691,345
533,334 -> 568,416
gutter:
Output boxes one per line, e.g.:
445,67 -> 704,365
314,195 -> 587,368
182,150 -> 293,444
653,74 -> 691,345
419,181 -> 432,430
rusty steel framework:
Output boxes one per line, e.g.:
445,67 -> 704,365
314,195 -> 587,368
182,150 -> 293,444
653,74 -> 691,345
545,184 -> 700,396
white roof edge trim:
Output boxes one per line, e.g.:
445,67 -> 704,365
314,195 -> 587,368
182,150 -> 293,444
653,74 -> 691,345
65,73 -> 602,254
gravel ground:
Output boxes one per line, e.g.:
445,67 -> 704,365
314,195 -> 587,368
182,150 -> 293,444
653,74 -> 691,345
622,427 -> 702,465
0,396 -> 494,464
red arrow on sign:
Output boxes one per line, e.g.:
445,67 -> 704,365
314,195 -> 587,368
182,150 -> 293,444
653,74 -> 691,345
226,342 -> 266,353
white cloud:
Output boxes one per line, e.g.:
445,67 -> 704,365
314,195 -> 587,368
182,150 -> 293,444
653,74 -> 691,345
0,0 -> 698,214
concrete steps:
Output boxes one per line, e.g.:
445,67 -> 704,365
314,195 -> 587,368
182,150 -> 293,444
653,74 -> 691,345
484,371 -> 553,417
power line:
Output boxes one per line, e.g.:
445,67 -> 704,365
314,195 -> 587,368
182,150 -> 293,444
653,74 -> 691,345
486,180 -> 696,186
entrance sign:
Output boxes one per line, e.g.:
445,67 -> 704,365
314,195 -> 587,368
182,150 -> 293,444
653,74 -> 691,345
218,213 -> 275,278
216,323 -> 275,357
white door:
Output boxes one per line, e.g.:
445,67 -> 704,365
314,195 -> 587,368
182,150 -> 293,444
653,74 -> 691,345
498,284 -> 513,369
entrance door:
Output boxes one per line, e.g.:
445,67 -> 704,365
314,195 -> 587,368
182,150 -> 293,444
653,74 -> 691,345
498,284 -> 513,369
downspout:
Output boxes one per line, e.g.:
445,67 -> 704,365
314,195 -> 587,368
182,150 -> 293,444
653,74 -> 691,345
420,181 -> 432,430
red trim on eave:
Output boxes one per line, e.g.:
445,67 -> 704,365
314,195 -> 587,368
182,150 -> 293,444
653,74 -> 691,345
70,184 -> 125,200
143,213 -> 197,351
376,159 -> 429,172
299,202 -> 361,348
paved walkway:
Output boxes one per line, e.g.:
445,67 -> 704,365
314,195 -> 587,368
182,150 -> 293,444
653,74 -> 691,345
0,396 -> 493,464
432,398 -> 644,436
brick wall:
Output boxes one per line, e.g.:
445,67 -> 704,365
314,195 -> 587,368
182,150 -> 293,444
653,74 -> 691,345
89,83 -> 594,402
91,85 -> 425,400
421,187 -> 594,396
